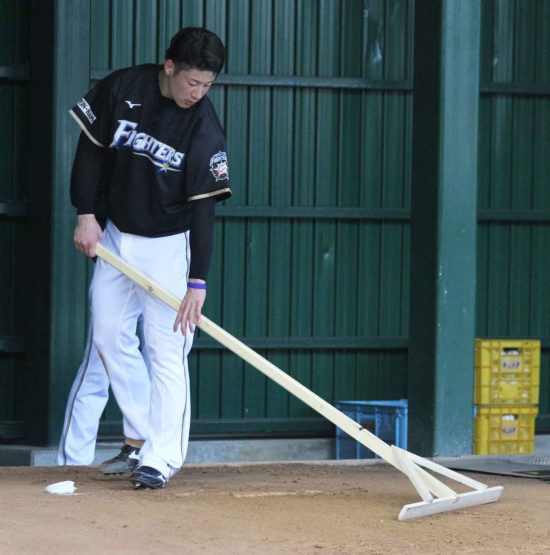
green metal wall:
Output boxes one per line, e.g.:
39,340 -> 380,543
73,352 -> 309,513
87,0 -> 413,438
477,0 -> 550,430
0,0 -> 29,440
84,0 -> 550,437
0,1 -> 548,444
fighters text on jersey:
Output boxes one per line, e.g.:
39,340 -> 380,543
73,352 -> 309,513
110,119 -> 185,172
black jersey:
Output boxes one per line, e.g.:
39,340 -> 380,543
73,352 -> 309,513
69,64 -> 231,237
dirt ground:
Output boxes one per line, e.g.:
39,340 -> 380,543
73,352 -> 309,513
0,461 -> 548,555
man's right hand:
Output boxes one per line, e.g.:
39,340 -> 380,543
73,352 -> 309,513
74,214 -> 103,257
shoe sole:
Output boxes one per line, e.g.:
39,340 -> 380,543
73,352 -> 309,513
130,477 -> 166,490
102,464 -> 138,475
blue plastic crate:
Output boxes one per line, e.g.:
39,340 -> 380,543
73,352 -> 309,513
335,400 -> 408,459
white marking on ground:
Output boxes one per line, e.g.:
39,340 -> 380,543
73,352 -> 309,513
232,490 -> 323,498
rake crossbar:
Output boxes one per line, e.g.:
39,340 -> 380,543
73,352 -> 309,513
95,243 -> 503,520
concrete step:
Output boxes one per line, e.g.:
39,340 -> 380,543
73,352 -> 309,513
0,438 -> 335,467
1,434 -> 548,467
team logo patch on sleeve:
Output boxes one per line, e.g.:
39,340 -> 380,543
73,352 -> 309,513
77,98 -> 97,124
209,151 -> 229,181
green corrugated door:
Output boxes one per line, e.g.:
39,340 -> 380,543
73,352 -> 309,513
85,0 -> 412,438
0,0 -> 29,441
478,0 -> 550,431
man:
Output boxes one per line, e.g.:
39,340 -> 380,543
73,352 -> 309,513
69,27 -> 231,489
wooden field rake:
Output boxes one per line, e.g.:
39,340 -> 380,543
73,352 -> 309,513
95,243 -> 503,521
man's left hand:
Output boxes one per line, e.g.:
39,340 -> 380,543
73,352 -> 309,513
173,284 -> 206,335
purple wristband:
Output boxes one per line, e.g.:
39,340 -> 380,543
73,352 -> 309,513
187,282 -> 207,290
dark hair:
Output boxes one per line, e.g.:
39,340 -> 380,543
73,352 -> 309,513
165,27 -> 225,74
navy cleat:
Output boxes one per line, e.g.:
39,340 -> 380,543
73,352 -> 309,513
100,444 -> 141,475
131,466 -> 168,490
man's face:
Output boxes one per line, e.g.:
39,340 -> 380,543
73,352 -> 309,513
162,61 -> 216,108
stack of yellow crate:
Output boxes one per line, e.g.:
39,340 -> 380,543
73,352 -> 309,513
473,339 -> 540,455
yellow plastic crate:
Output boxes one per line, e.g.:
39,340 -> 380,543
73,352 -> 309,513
473,405 -> 538,455
475,339 -> 540,405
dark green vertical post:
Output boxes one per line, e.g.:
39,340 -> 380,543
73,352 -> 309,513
408,1 -> 481,455
48,0 -> 91,444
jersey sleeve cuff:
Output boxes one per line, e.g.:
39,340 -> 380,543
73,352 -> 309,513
76,208 -> 97,216
187,187 -> 232,203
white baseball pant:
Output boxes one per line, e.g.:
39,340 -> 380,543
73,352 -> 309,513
91,221 -> 193,479
57,315 -> 150,466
